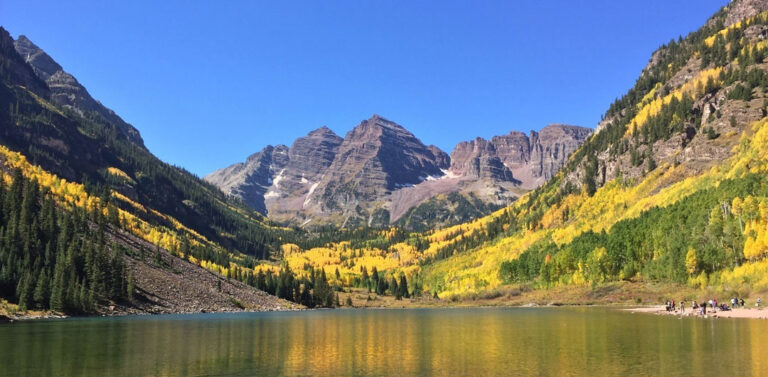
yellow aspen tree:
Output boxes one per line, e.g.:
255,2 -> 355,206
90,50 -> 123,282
752,229 -> 768,261
744,196 -> 759,223
744,236 -> 759,261
733,197 -> 744,233
759,200 -> 768,226
685,247 -> 698,276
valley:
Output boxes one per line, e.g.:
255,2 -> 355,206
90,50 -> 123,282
2,0 -> 768,323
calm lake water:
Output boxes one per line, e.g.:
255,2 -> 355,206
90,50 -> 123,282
1,307 -> 767,376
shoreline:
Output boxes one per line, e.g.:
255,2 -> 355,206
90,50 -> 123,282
625,305 -> 768,319
0,306 -> 305,323
5,303 -> 768,323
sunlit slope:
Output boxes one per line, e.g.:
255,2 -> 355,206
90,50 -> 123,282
423,116 -> 768,294
0,144 -> 268,281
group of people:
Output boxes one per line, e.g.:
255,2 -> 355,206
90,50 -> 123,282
665,297 -> 762,316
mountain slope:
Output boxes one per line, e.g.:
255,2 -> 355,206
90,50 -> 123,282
14,35 -> 145,147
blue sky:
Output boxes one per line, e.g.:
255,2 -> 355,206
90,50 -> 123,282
3,0 -> 726,176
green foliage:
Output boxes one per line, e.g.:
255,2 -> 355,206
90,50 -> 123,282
252,265 -> 338,308
0,170 -> 130,313
499,174 -> 765,287
727,83 -> 753,101
705,126 -> 719,140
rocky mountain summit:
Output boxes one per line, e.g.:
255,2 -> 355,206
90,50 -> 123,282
13,35 -> 144,147
206,116 -> 591,229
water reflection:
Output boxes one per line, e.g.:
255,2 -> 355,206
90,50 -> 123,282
1,308 -> 767,376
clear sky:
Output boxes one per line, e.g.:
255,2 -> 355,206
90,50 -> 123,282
2,0 -> 727,176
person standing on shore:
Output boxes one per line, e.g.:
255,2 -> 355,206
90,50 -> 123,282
741,298 -> 745,307
680,300 -> 685,314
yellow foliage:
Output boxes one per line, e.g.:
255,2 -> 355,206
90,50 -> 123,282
704,12 -> 768,47
627,68 -> 722,136
637,82 -> 663,110
106,167 -> 135,184
0,145 -> 236,269
685,247 -> 698,276
714,260 -> 768,291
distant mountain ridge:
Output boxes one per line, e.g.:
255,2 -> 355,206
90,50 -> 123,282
450,124 -> 592,189
206,115 -> 591,229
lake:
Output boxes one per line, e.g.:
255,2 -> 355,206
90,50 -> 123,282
1,307 -> 767,376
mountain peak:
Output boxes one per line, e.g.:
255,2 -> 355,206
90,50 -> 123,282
0,27 -> 49,95
307,125 -> 339,138
13,34 -> 62,81
362,114 -> 407,132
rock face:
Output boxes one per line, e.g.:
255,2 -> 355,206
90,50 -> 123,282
205,145 -> 289,214
449,124 -> 592,189
427,145 -> 451,170
206,116 -> 591,228
13,35 -> 145,147
311,115 -> 444,210
725,0 -> 768,26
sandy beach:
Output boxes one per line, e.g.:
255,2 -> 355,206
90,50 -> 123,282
627,305 -> 768,319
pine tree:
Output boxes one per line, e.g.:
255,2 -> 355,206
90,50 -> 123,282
32,269 -> 49,308
300,283 -> 313,308
398,275 -> 409,299
126,270 -> 135,302
706,126 -> 718,139
376,276 -> 387,295
16,272 -> 32,311
49,255 -> 65,312
390,277 -> 399,299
